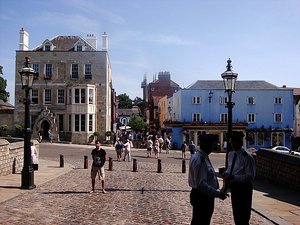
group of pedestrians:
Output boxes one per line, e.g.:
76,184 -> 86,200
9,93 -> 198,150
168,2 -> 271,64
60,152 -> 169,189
146,135 -> 171,158
89,131 -> 256,225
189,131 -> 256,225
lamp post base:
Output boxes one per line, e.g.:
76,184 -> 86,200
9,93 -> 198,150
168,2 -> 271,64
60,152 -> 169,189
21,167 -> 36,190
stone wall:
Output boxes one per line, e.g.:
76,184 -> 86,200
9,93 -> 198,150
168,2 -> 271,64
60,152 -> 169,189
0,139 -> 39,176
256,149 -> 300,192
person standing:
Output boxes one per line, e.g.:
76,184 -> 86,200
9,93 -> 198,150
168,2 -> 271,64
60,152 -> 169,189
189,134 -> 228,225
30,142 -> 38,170
114,140 -> 123,161
146,137 -> 153,158
189,141 -> 196,155
123,139 -> 131,162
181,141 -> 188,159
90,140 -> 107,193
222,131 -> 256,225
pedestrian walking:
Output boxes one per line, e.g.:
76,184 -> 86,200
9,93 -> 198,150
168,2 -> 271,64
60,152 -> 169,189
165,137 -> 170,154
123,139 -> 132,162
146,137 -> 153,158
222,131 -> 256,225
181,141 -> 188,159
48,129 -> 52,143
114,140 -> 123,161
90,140 -> 107,193
189,134 -> 228,225
154,139 -> 160,158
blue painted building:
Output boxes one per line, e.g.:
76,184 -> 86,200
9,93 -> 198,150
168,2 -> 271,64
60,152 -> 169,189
166,80 -> 294,150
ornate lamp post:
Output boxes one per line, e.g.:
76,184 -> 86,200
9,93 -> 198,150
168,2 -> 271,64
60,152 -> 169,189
19,56 -> 38,189
221,58 -> 238,168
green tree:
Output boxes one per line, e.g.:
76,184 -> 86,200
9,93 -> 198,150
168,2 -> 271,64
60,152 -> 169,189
118,93 -> 132,109
128,115 -> 147,131
133,97 -> 147,117
0,66 -> 10,102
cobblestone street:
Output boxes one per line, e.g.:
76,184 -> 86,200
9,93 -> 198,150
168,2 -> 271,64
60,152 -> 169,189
0,156 -> 274,225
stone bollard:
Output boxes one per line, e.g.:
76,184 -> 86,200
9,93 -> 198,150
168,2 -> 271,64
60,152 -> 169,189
84,155 -> 88,169
108,157 -> 113,171
133,159 -> 137,172
157,159 -> 162,173
182,159 -> 186,173
60,154 -> 64,168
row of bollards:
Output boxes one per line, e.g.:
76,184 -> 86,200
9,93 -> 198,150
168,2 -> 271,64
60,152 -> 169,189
58,154 -> 187,173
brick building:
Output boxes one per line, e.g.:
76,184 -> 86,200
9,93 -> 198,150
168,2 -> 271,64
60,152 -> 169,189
141,72 -> 181,131
14,28 -> 114,144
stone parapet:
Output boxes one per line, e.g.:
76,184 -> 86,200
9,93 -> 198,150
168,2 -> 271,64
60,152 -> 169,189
256,149 -> 300,191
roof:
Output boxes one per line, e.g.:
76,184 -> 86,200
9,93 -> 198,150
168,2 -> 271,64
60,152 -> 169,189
33,36 -> 95,51
118,107 -> 140,116
187,80 -> 284,90
0,100 -> 14,110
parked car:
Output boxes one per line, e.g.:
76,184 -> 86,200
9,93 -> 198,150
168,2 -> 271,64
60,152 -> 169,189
290,148 -> 300,156
271,146 -> 291,154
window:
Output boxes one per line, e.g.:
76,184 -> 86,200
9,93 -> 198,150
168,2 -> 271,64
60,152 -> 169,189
68,89 -> 72,104
192,96 -> 201,104
31,89 -> 38,104
44,45 -> 51,51
75,115 -> 79,131
89,89 -> 94,104
81,115 -> 85,132
71,64 -> 79,79
89,114 -> 93,131
32,64 -> 39,73
75,114 -> 85,132
274,97 -> 282,104
272,132 -> 284,146
85,64 -> 92,79
192,113 -> 201,122
220,96 -> 228,105
247,97 -> 255,105
68,115 -> 71,131
57,89 -> 65,104
58,115 -> 64,131
274,113 -> 282,123
45,64 -> 52,78
77,45 -> 82,51
247,132 -> 255,146
44,89 -> 51,104
81,89 -> 86,103
74,88 -> 86,104
220,113 -> 228,123
257,132 -> 264,146
247,113 -> 256,123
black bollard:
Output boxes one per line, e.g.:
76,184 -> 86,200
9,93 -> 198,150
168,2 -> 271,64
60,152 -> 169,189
133,159 -> 137,172
12,158 -> 16,174
84,155 -> 88,169
182,159 -> 186,173
157,159 -> 162,173
60,154 -> 64,168
108,157 -> 113,171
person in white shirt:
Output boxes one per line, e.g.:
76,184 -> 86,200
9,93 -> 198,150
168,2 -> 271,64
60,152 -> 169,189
123,139 -> 131,162
222,131 -> 256,225
188,134 -> 228,225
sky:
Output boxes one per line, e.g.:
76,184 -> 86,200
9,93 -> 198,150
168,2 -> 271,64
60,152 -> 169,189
0,0 -> 300,105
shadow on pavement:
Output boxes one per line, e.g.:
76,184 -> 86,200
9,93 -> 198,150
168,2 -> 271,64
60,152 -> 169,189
0,186 -> 21,189
253,179 -> 300,207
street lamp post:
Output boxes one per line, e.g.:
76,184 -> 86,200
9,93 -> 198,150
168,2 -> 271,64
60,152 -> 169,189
19,56 -> 38,189
221,58 -> 238,169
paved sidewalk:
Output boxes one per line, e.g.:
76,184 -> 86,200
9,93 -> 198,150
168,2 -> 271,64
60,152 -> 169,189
0,150 -> 299,224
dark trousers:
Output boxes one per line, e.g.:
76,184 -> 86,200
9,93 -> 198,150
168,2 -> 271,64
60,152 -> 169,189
230,182 -> 253,225
190,189 -> 214,225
